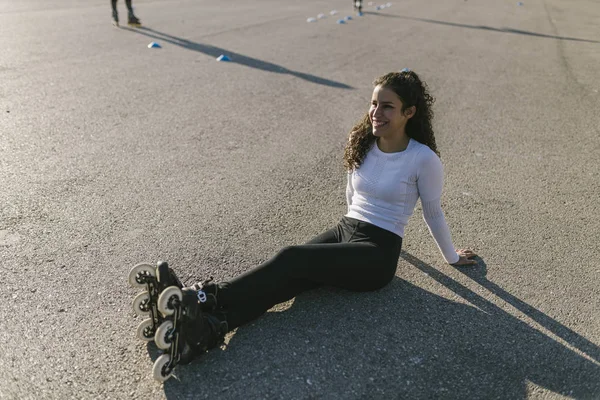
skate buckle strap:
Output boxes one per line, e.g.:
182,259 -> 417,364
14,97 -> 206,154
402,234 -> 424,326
197,290 -> 208,303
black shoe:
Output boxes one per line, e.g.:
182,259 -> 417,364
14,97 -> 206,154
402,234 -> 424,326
127,12 -> 141,27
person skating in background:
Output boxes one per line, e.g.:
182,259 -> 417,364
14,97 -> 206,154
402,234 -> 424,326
111,0 -> 141,27
353,0 -> 364,15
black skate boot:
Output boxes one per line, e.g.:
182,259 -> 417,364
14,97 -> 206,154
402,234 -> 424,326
152,287 -> 228,382
127,11 -> 141,27
112,9 -> 119,26
128,261 -> 184,343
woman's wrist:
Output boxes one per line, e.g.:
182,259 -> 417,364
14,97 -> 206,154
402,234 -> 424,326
448,252 -> 460,265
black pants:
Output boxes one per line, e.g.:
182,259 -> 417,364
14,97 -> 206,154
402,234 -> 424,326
216,217 -> 402,330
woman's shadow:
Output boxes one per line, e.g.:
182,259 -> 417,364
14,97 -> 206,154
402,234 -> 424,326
152,254 -> 600,399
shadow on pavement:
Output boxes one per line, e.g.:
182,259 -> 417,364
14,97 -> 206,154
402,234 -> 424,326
121,26 -> 354,90
452,257 -> 600,364
156,253 -> 600,398
365,12 -> 600,44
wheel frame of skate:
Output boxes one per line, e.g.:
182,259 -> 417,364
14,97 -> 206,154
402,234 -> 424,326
153,286 -> 184,382
128,263 -> 162,342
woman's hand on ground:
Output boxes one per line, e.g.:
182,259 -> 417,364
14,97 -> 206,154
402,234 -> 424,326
452,249 -> 478,266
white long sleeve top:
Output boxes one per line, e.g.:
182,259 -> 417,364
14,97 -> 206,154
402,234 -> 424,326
345,139 -> 460,264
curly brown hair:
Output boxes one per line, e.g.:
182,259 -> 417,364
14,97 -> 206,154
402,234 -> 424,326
343,71 -> 439,171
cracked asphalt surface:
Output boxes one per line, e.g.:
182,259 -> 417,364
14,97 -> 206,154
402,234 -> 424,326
1,0 -> 599,398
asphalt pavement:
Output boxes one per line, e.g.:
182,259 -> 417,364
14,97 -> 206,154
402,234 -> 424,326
1,0 -> 599,398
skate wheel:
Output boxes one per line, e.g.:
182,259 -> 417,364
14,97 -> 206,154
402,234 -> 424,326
128,263 -> 156,288
153,353 -> 174,382
155,320 -> 174,350
157,286 -> 182,317
132,291 -> 151,316
136,318 -> 155,342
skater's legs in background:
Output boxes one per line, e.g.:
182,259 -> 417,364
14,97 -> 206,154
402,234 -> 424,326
125,0 -> 141,26
110,0 -> 133,13
111,0 -> 119,24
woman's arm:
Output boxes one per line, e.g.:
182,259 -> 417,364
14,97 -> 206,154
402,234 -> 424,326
417,150 -> 477,265
346,172 -> 354,211
421,197 -> 460,264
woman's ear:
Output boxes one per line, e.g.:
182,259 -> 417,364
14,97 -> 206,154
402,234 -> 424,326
404,106 -> 417,119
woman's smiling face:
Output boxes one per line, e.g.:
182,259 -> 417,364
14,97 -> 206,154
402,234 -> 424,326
369,85 -> 414,138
